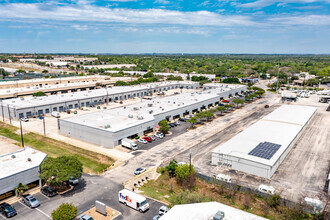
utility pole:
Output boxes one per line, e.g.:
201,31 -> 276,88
43,117 -> 46,136
189,153 -> 192,173
106,88 -> 109,106
1,103 -> 4,122
276,63 -> 279,93
20,120 -> 24,147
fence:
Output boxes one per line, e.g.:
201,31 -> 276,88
196,172 -> 318,214
123,167 -> 157,191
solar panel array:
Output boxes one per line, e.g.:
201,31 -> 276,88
248,142 -> 281,160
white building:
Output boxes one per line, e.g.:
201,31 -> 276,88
211,105 -> 317,179
161,202 -> 267,220
84,64 -> 136,69
0,147 -> 47,201
59,84 -> 246,148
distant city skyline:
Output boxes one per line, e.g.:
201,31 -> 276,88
0,0 -> 329,54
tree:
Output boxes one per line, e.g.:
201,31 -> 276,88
232,98 -> 245,108
14,183 -> 28,197
143,72 -> 154,78
33,91 -> 46,97
174,163 -> 196,190
42,70 -> 48,74
39,156 -> 83,186
51,203 -> 77,220
0,68 -> 9,78
222,78 -> 240,84
165,159 -> 178,177
158,120 -> 169,133
216,106 -> 226,115
187,116 -> 198,128
114,81 -> 128,86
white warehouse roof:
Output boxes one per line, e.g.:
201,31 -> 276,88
0,147 -> 47,180
161,202 -> 267,220
212,105 -> 317,167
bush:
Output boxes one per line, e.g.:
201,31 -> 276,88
168,191 -> 210,206
165,159 -> 178,177
33,91 -> 46,97
158,120 -> 169,133
267,194 -> 281,208
51,203 -> 77,220
175,164 -> 196,190
222,78 -> 240,84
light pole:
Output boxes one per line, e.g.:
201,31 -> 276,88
19,120 -> 24,147
276,63 -> 279,93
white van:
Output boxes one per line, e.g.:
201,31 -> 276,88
119,189 -> 149,213
51,111 -> 60,118
216,173 -> 231,183
258,184 -> 275,195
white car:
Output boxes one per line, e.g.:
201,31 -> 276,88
159,206 -> 169,216
155,132 -> 164,139
21,117 -> 29,122
134,167 -> 147,175
138,138 -> 148,144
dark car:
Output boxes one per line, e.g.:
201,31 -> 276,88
0,203 -> 17,218
179,118 -> 187,122
41,186 -> 57,197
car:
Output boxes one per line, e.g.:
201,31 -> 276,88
155,132 -> 164,139
221,100 -> 230,103
134,167 -> 146,175
142,136 -> 152,142
174,121 -> 180,125
138,138 -> 148,144
264,105 -> 269,108
22,194 -> 40,208
153,215 -> 161,220
159,205 -> 169,216
79,214 -> 94,220
0,202 -> 17,218
149,135 -> 156,141
69,177 -> 79,185
168,123 -> 174,128
218,103 -> 224,106
179,118 -> 186,122
41,186 -> 57,197
21,117 -> 29,122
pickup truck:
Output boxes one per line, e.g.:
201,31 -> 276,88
22,194 -> 40,208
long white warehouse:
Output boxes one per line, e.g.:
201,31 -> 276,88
59,84 -> 247,148
211,105 -> 317,179
0,81 -> 198,120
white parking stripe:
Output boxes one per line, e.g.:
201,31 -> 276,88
36,208 -> 51,219
39,192 -> 51,200
18,201 -> 28,208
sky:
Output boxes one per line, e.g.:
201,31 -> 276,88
0,0 -> 329,54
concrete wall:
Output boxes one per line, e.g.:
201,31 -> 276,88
0,167 -> 41,195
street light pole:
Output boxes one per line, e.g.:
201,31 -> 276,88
20,120 -> 24,147
43,117 -> 46,136
276,63 -> 279,93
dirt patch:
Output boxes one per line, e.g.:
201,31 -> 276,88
78,206 -> 121,220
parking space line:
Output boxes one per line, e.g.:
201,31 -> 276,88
0,214 -> 5,219
18,201 -> 28,208
36,208 -> 51,219
39,192 -> 51,200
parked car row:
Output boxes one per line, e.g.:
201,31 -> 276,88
137,132 -> 165,144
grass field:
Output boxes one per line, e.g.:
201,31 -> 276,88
0,121 -> 115,173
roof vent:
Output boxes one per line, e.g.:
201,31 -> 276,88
147,103 -> 153,107
11,155 -> 16,159
27,158 -> 32,162
104,124 -> 111,129
137,116 -> 144,120
128,114 -> 134,118
133,107 -> 139,111
149,110 -> 153,114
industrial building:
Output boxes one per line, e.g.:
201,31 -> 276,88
58,84 -> 246,148
0,82 -> 199,120
211,105 -> 317,179
0,147 -> 47,201
161,202 -> 267,220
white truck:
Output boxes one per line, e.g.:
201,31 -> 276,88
51,111 -> 60,118
121,138 -> 138,150
119,189 -> 149,212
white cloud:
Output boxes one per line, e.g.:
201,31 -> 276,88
268,14 -> 330,25
0,3 -> 256,27
72,24 -> 89,30
154,0 -> 170,4
239,0 -> 330,8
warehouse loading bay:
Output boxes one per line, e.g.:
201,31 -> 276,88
174,93 -> 330,204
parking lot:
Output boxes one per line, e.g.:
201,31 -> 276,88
6,174 -> 166,220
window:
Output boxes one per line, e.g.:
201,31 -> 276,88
68,105 -> 73,109
53,107 -> 57,111
59,106 -> 64,112
81,102 -> 85,107
19,113 -> 24,118
75,104 -> 78,108
38,110 -> 44,115
86,102 -> 90,106
26,112 -> 32,117
45,109 -> 50,113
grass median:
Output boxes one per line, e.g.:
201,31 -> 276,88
0,121 -> 115,173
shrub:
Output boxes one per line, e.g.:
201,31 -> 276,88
168,191 -> 210,206
165,159 -> 178,177
267,194 -> 281,208
33,91 -> 46,97
51,203 -> 77,220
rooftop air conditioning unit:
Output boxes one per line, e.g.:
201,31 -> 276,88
11,155 -> 16,159
128,114 -> 134,118
148,103 -> 153,107
104,124 -> 111,129
149,110 -> 153,114
27,158 -> 32,162
133,107 -> 139,111
137,116 -> 144,120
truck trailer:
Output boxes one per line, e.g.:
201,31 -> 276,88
119,189 -> 149,212
121,138 -> 138,150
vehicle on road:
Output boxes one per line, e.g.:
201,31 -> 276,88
138,138 -> 148,144
119,189 -> 149,213
79,214 -> 94,220
216,173 -> 231,183
264,105 -> 269,108
153,215 -> 161,220
149,135 -> 156,141
22,194 -> 40,208
142,136 -> 152,142
69,176 -> 79,185
0,202 -> 17,218
174,121 -> 180,125
21,117 -> 29,122
41,186 -> 57,197
179,118 -> 187,122
121,138 -> 138,151
159,206 -> 169,216
51,111 -> 61,118
134,167 -> 146,175
155,132 -> 164,139
222,100 -> 230,103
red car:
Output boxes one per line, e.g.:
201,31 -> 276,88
222,100 -> 230,103
142,136 -> 152,142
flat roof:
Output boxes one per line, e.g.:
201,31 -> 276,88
212,105 -> 317,166
2,81 -> 197,109
61,89 -> 221,132
0,147 -> 47,179
161,202 -> 267,220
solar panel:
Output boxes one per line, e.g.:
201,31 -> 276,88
248,142 -> 281,160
